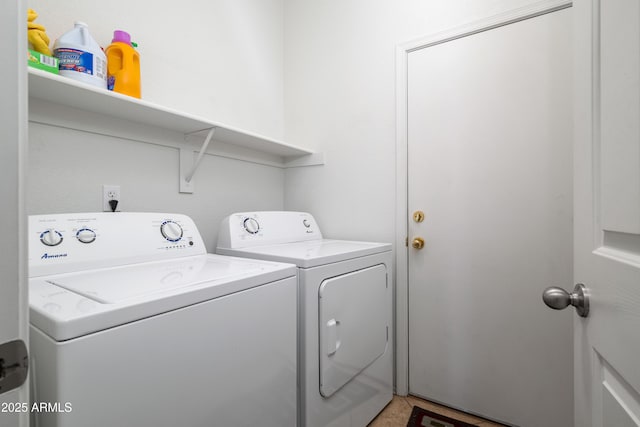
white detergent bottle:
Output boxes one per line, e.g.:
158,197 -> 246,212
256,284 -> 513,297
53,21 -> 107,89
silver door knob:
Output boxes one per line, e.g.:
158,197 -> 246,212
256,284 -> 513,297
542,283 -> 589,318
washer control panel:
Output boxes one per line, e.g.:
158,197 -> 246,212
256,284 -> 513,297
218,211 -> 322,249
29,212 -> 205,277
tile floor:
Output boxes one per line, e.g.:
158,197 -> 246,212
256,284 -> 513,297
368,395 -> 506,427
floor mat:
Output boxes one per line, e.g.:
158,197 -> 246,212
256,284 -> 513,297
406,405 -> 477,427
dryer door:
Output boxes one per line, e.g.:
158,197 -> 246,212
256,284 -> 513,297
318,264 -> 388,398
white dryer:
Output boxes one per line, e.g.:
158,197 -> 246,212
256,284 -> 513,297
28,212 -> 297,427
217,211 -> 393,427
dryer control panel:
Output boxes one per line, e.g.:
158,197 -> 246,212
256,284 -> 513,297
29,212 -> 206,277
218,211 -> 322,249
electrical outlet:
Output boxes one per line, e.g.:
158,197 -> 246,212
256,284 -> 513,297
103,185 -> 121,212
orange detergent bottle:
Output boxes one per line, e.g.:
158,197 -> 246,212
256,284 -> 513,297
105,30 -> 141,98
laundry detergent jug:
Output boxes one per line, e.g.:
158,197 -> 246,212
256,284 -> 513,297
53,21 -> 107,89
105,30 -> 141,98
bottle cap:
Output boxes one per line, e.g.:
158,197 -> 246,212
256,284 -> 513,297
112,30 -> 131,45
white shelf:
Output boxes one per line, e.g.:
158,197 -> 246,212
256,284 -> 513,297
28,68 -> 320,162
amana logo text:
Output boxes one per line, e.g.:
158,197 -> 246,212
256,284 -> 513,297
41,253 -> 68,260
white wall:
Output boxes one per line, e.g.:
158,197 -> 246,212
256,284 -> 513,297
27,0 -> 286,248
28,123 -> 284,251
29,0 -> 284,139
283,0 -> 554,242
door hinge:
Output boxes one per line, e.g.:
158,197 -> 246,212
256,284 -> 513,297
405,236 -> 408,247
0,339 -> 29,395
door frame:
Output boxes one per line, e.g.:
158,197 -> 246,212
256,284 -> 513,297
394,0 -> 572,395
0,0 -> 29,423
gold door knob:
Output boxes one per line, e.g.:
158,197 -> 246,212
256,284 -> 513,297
412,237 -> 425,249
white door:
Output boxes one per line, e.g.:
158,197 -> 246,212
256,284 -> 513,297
0,1 -> 29,426
573,0 -> 640,425
407,8 -> 573,427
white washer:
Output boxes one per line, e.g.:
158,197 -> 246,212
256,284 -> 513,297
28,212 -> 297,427
217,211 -> 393,427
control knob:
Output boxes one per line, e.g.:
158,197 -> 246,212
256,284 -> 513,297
243,218 -> 260,234
76,228 -> 97,244
40,229 -> 63,247
161,221 -> 183,242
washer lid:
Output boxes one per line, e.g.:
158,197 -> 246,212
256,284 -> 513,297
29,254 -> 296,341
45,256 -> 265,303
218,239 -> 391,268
